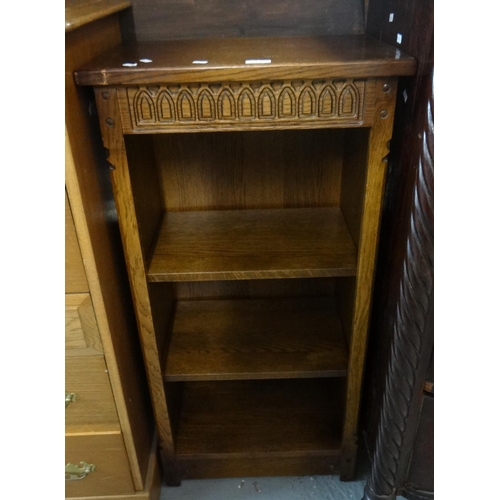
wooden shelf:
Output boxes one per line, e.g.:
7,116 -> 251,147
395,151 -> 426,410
175,378 -> 343,458
164,297 -> 348,381
148,207 -> 357,282
74,35 -> 416,86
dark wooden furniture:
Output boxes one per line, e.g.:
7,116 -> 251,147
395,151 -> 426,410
65,2 -> 160,498
75,34 -> 415,485
361,0 -> 434,498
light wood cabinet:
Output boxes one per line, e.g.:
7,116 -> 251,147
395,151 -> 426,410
75,34 -> 415,485
65,435 -> 136,497
65,2 -> 160,499
65,292 -> 102,355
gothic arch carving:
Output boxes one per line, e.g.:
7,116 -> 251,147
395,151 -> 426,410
197,90 -> 216,120
134,90 -> 156,124
156,91 -> 175,122
177,90 -> 195,121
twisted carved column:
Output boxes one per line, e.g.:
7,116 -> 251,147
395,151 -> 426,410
362,74 -> 434,500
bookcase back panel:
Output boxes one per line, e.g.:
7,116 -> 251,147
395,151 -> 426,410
340,128 -> 370,249
154,129 -> 345,211
170,278 -> 336,301
125,134 -> 164,258
130,0 -> 365,41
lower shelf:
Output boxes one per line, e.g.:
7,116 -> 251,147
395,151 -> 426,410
174,379 -> 344,479
164,297 -> 349,381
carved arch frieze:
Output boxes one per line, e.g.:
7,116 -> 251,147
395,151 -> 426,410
125,78 -> 367,130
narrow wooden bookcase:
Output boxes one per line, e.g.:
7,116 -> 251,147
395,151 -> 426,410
75,36 -> 415,485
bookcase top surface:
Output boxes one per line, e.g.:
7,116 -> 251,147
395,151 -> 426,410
74,35 -> 416,85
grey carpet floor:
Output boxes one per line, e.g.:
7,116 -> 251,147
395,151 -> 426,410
160,474 -> 367,500
159,448 -> 406,500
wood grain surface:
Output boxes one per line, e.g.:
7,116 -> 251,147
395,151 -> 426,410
125,134 -> 164,258
336,277 -> 357,347
171,278 -> 336,301
131,0 -> 364,41
65,0 -> 131,32
74,36 -> 416,85
164,297 -> 348,381
148,208 -> 357,281
71,436 -> 160,500
153,129 -> 344,211
65,356 -> 121,434
67,491 -> 159,500
175,379 -> 344,456
95,86 -> 179,484
340,128 -> 370,249
178,453 -> 342,480
340,77 -> 398,480
65,293 -> 102,355
118,79 -> 373,133
336,128 -> 371,346
174,378 -> 345,479
65,434 -> 135,497
65,193 -> 89,293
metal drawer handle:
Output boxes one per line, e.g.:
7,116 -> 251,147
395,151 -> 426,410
65,461 -> 96,481
65,392 -> 77,407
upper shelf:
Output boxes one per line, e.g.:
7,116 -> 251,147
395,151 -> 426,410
74,35 -> 416,85
147,207 -> 358,282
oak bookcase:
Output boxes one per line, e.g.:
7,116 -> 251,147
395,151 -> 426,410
75,36 -> 415,485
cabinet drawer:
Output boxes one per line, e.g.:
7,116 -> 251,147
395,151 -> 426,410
66,356 -> 120,434
66,293 -> 102,355
65,434 -> 135,497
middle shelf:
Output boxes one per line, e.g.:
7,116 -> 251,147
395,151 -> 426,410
163,296 -> 348,382
147,207 -> 358,282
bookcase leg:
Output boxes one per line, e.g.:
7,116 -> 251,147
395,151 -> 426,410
159,448 -> 181,486
340,78 -> 398,484
340,440 -> 358,481
95,86 -> 179,487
